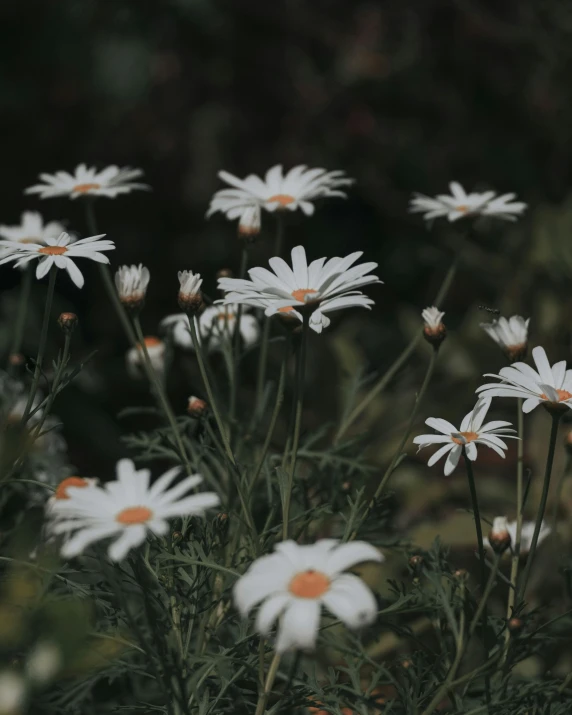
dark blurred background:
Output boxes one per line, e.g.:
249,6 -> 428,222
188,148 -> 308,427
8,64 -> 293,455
3,0 -> 572,496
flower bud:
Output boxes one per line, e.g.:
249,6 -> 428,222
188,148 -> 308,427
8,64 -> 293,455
453,568 -> 468,580
409,554 -> 423,571
177,270 -> 204,315
187,395 -> 207,417
58,312 -> 78,335
238,204 -> 261,242
216,268 -> 233,280
508,617 -> 523,634
421,306 -> 446,347
481,316 -> 529,363
8,353 -> 25,367
488,516 -> 512,554
115,264 -> 150,314
214,512 -> 229,536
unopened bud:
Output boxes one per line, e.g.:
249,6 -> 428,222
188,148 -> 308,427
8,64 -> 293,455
8,353 -> 25,367
58,312 -> 78,334
508,617 -> 523,634
409,555 -> 423,571
488,516 -> 512,554
453,568 -> 468,580
401,659 -> 413,669
214,512 -> 229,535
187,395 -> 207,417
421,306 -> 446,347
172,531 -> 183,544
341,481 -> 352,492
216,268 -> 233,280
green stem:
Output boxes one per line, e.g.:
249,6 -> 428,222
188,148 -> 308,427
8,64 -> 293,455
230,247 -> 249,422
518,412 -> 561,600
551,453 -> 571,526
254,652 -> 281,715
335,256 -> 458,443
132,316 -> 193,476
255,216 -> 284,415
282,317 -> 309,540
84,199 -> 138,347
29,332 -> 72,441
8,263 -> 33,367
348,345 -> 439,541
21,266 -> 57,424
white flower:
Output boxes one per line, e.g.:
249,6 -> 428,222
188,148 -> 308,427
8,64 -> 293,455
46,476 -> 99,513
484,519 -> 551,555
0,671 -> 26,714
476,346 -> 572,414
217,245 -> 380,333
0,232 -> 115,289
25,164 -> 149,200
207,164 -> 353,228
0,211 -> 65,250
413,397 -> 517,476
233,539 -> 383,653
115,264 -> 150,307
49,458 -> 219,561
126,336 -> 165,378
409,182 -> 526,222
422,306 -> 445,330
25,641 -> 62,685
480,315 -> 529,361
161,304 -> 260,352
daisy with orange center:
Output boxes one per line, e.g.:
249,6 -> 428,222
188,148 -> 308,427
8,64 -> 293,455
25,164 -> 149,200
0,212 -> 65,264
48,458 -> 219,561
218,245 -> 381,335
477,346 -> 572,414
0,231 -> 115,289
233,539 -> 383,653
207,164 -> 354,233
413,397 -> 517,476
126,336 -> 166,377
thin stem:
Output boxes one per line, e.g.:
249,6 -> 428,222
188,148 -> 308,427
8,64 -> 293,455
518,412 -> 561,600
282,317 -> 309,540
84,199 -> 138,347
254,652 -> 281,715
8,263 -> 33,367
230,247 -> 249,421
336,256 -> 458,442
551,453 -> 571,526
348,345 -> 439,541
22,266 -> 57,424
255,216 -> 284,414
29,332 -> 72,441
132,316 -> 193,476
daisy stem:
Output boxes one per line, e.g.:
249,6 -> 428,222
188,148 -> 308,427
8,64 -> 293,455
550,452 -> 571,526
282,316 -> 309,541
132,316 -> 193,476
8,263 -> 33,369
348,344 -> 439,541
502,399 -> 524,659
255,215 -> 284,417
84,199 -> 138,347
518,412 -> 561,601
335,255 -> 458,442
254,651 -> 281,715
21,265 -> 57,424
230,246 -> 249,423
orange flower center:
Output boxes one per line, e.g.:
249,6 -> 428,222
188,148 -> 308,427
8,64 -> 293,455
217,311 -> 236,323
456,205 -> 469,213
73,183 -> 101,193
452,431 -> 479,445
55,476 -> 89,500
540,388 -> 572,402
278,306 -> 294,313
289,570 -> 330,598
38,245 -> 67,255
291,288 -> 318,303
116,506 -> 153,525
19,238 -> 40,244
267,194 -> 295,206
137,336 -> 162,350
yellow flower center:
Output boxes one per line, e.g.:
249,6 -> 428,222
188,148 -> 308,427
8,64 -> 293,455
452,431 -> 479,445
73,183 -> 101,193
38,246 -> 67,255
55,477 -> 89,500
289,570 -> 330,598
116,506 -> 153,525
267,194 -> 295,207
540,388 -> 572,402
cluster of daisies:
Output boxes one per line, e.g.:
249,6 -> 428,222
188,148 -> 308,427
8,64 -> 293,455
2,162 -> 539,654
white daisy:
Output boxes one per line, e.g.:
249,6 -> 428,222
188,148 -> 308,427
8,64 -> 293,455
25,164 -> 149,200
476,346 -> 572,414
126,336 -> 165,378
484,519 -> 551,555
421,306 -> 446,345
115,264 -> 150,310
0,211 -> 65,250
217,245 -> 380,332
413,397 -> 517,476
480,315 -> 529,362
48,458 -> 219,561
0,671 -> 26,714
0,231 -> 115,289
161,304 -> 259,352
207,164 -> 353,227
409,182 -> 526,222
178,270 -> 203,313
233,539 -> 383,653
